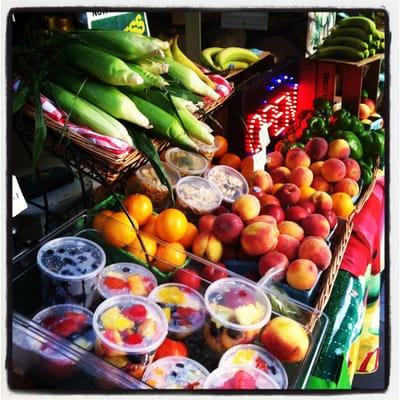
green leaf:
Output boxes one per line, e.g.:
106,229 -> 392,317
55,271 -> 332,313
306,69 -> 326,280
12,81 -> 31,115
32,76 -> 47,171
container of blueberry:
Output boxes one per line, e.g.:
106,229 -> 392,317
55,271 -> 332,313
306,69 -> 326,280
36,237 -> 106,308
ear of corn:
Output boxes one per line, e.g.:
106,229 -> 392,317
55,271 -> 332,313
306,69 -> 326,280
42,82 -> 133,146
62,44 -> 144,87
49,69 -> 151,129
138,59 -> 169,75
125,93 -> 198,151
127,63 -> 168,89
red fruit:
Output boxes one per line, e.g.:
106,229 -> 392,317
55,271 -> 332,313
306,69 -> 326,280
321,209 -> 338,229
232,370 -> 257,389
174,268 -> 201,290
142,277 -> 156,293
223,288 -> 255,308
175,306 -> 197,318
213,206 -> 230,216
198,214 -> 217,232
104,328 -> 119,343
213,213 -> 244,244
201,262 -> 228,282
122,304 -> 147,322
64,311 -> 87,327
125,333 -> 143,345
154,338 -> 188,360
42,316 -> 58,329
51,318 -> 79,337
103,276 -> 128,290
255,356 -> 269,372
298,200 -> 316,215
284,206 -> 308,223
275,183 -> 301,206
222,379 -> 234,389
261,204 -> 285,223
259,194 -> 280,208
258,251 -> 289,278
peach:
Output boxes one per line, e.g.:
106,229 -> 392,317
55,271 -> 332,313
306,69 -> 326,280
310,161 -> 324,176
276,234 -> 300,261
222,245 -> 237,261
362,98 -> 376,114
321,209 -> 338,229
246,214 -> 277,227
232,194 -> 261,222
198,214 -> 216,232
310,191 -> 333,212
302,214 -> 330,239
284,206 -> 308,223
290,167 -> 313,188
276,183 -> 301,206
321,158 -> 346,183
305,137 -> 328,161
333,178 -> 359,197
343,158 -> 361,181
299,186 -> 316,202
266,151 -> 284,170
250,170 -> 273,193
298,200 -> 316,215
328,139 -> 351,160
213,213 -> 244,244
312,176 -> 331,192
271,183 -> 284,195
261,204 -> 285,223
192,232 -> 223,262
278,221 -> 304,241
258,251 -> 289,279
259,193 -> 281,208
240,222 -> 279,256
359,103 -> 371,120
285,148 -> 311,170
249,186 -> 265,199
260,316 -> 310,363
331,192 -> 355,218
298,236 -> 332,270
286,259 -> 318,290
213,205 -> 230,216
270,166 -> 291,184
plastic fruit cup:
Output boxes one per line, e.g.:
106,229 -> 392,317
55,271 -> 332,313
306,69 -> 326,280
203,278 -> 271,354
97,262 -> 158,299
203,365 -> 280,389
192,138 -> 220,161
32,304 -> 95,380
37,237 -> 106,308
142,356 -> 209,389
205,165 -> 249,204
175,176 -> 223,216
165,147 -> 209,177
93,294 -> 168,380
218,344 -> 288,389
149,283 -> 206,340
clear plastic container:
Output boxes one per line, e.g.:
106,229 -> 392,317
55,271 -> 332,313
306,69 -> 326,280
203,365 -> 280,389
133,162 -> 181,209
37,237 -> 106,308
192,138 -> 220,161
203,278 -> 271,353
175,176 -> 222,215
149,283 -> 206,340
142,356 -> 209,389
165,147 -> 209,176
205,165 -> 249,204
93,294 -> 168,379
97,263 -> 157,299
218,344 -> 288,389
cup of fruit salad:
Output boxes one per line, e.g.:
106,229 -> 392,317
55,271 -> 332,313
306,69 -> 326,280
97,263 -> 157,299
143,356 -> 209,389
203,278 -> 271,353
203,365 -> 280,390
32,304 -> 95,380
37,237 -> 106,308
149,283 -> 206,340
93,294 -> 168,379
218,344 -> 288,389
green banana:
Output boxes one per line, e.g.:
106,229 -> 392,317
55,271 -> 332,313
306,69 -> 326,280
369,48 -> 376,56
338,16 -> 376,33
170,35 -> 216,89
215,47 -> 259,70
322,36 -> 368,50
330,27 -> 372,43
316,46 -> 365,61
200,47 -> 224,71
372,28 -> 384,40
363,49 -> 370,58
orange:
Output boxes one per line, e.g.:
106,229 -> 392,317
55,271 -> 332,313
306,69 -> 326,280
213,135 -> 228,159
240,156 -> 255,182
331,192 -> 355,218
123,194 -> 153,226
92,210 -> 114,231
154,242 -> 186,272
142,215 -> 158,237
126,234 -> 158,262
219,153 -> 241,170
178,223 -> 198,249
299,186 -> 316,202
271,183 -> 284,195
155,208 -> 188,242
102,211 -> 138,248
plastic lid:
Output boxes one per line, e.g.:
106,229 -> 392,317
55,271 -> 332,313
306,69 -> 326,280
165,147 -> 208,176
136,161 -> 181,189
192,137 -> 219,152
176,176 -> 222,213
97,262 -> 158,299
204,278 -> 271,331
205,165 -> 249,203
218,344 -> 288,389
149,283 -> 206,335
93,295 -> 168,354
143,356 -> 209,389
203,365 -> 280,389
37,237 -> 106,281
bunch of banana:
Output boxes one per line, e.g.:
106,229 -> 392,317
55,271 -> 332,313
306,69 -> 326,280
201,46 -> 260,72
315,16 -> 385,61
170,35 -> 216,89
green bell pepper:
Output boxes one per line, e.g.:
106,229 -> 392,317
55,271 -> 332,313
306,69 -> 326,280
301,128 -> 313,143
371,131 -> 385,158
349,117 -> 365,136
313,97 -> 333,118
307,116 -> 325,133
358,130 -> 374,157
333,110 -> 352,131
360,166 -> 373,186
339,131 -> 363,160
287,142 -> 305,150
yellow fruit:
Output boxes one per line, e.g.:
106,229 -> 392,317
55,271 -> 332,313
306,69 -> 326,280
104,355 -> 129,368
123,194 -> 153,226
299,186 -> 316,202
154,242 -> 187,272
127,274 -> 147,296
137,319 -> 157,337
102,212 -> 138,248
178,223 -> 199,249
101,307 -> 134,331
232,349 -> 255,364
331,192 -> 355,218
155,209 -> 188,242
92,210 -> 114,231
126,235 -> 157,262
158,286 -> 185,304
142,214 -> 158,237
163,307 -> 171,322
